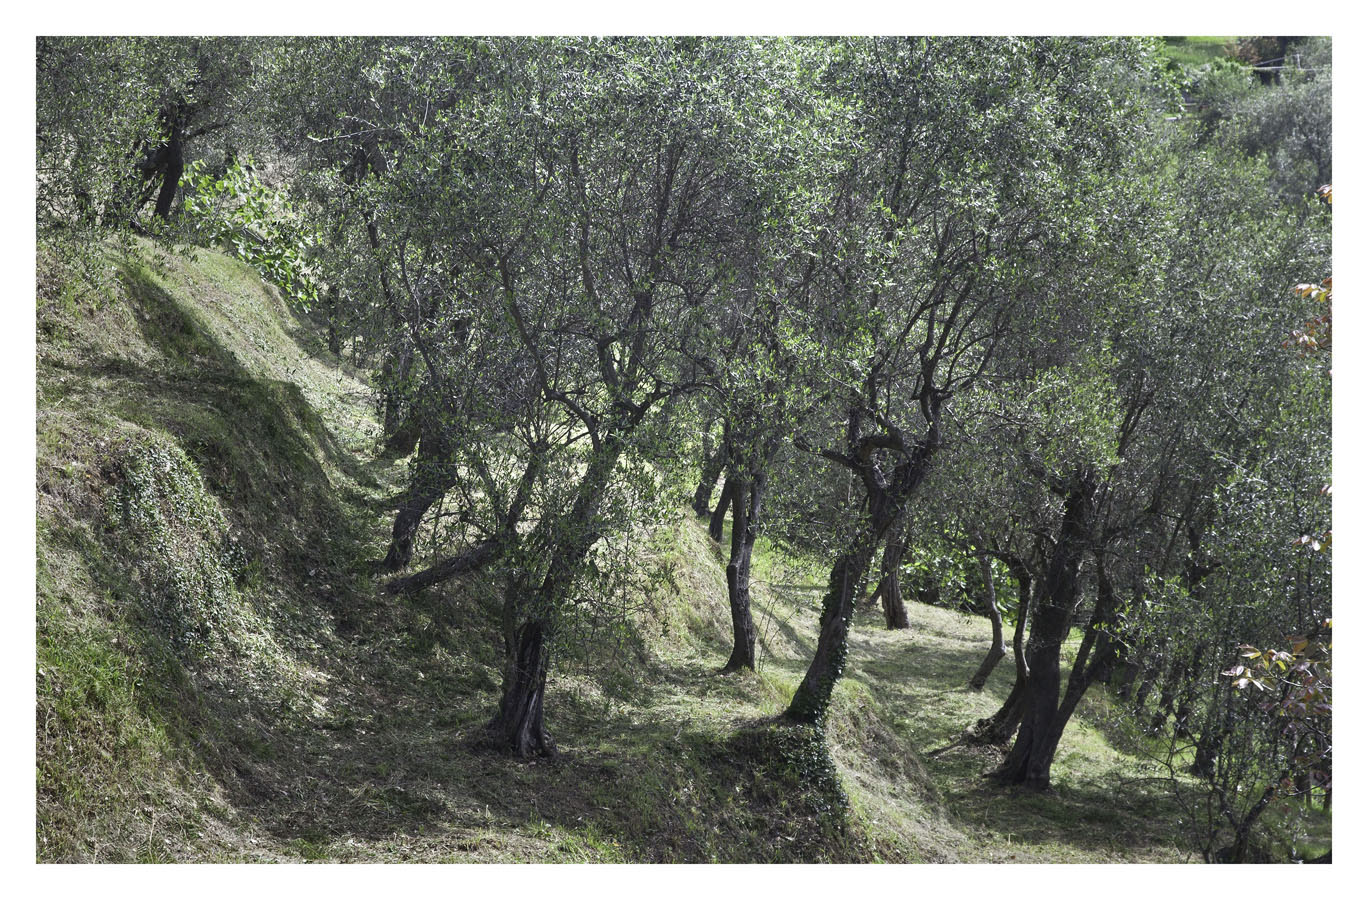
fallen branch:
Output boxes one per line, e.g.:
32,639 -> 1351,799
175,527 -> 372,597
382,538 -> 502,595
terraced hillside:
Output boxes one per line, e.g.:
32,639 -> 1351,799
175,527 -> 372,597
36,244 -> 1194,862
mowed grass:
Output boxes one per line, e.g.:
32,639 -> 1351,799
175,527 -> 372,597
37,241 -> 1196,862
1158,36 -> 1240,68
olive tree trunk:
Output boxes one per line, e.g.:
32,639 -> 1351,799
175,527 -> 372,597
782,540 -> 881,724
722,475 -> 764,672
969,558 -> 1033,743
488,618 -> 554,757
708,476 -> 733,543
152,132 -> 183,219
382,422 -> 455,571
992,474 -> 1096,789
692,439 -> 727,518
968,551 -> 1007,690
869,518 -> 910,629
486,445 -> 621,756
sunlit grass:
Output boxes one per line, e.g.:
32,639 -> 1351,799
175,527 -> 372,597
38,242 -> 1207,862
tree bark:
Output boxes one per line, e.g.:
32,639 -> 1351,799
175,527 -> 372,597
380,344 -> 417,447
972,677 -> 1029,746
383,451 -> 541,592
361,196 -> 420,447
381,420 -> 455,571
485,618 -> 554,757
993,473 -> 1096,789
1045,555 -> 1124,748
969,551 -> 1006,690
784,402 -> 939,724
1168,537 -> 1216,738
135,102 -> 186,221
969,554 -> 1033,743
383,538 -> 501,595
324,284 -> 343,355
722,475 -> 763,672
708,476 -> 733,543
783,539 -> 880,724
487,444 -> 622,756
692,438 -> 727,518
994,603 -> 1071,788
383,486 -> 444,572
1007,559 -> 1033,684
152,131 -> 183,220
873,518 -> 910,629
1191,718 -> 1221,779
1084,560 -> 1124,688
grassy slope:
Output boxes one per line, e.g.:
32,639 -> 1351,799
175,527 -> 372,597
36,243 -> 1194,863
1158,36 -> 1240,68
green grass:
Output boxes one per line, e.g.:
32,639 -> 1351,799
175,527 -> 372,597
37,238 -> 1225,862
1158,37 -> 1240,68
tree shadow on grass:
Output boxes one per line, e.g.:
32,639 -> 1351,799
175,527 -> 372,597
926,741 -> 1190,859
837,602 -> 1190,860
38,256 -> 1188,860
38,260 -> 459,847
752,588 -> 820,666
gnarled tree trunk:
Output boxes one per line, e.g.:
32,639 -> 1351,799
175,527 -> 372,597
993,473 -> 1096,789
383,537 -> 500,595
968,555 -> 1032,744
783,540 -> 880,724
487,618 -> 554,757
136,102 -> 186,221
870,517 -> 910,629
969,550 -> 1006,690
382,420 -> 455,571
487,444 -> 621,756
692,437 -> 727,518
784,408 -> 939,725
722,475 -> 764,672
380,346 -> 419,453
152,131 -> 183,219
382,451 -> 542,592
708,476 -> 733,543
1043,552 -> 1124,751
972,678 -> 1028,746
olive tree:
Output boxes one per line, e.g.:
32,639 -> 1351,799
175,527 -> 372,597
780,37 -> 1165,727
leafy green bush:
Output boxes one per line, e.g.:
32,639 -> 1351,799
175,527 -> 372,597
181,158 -> 319,309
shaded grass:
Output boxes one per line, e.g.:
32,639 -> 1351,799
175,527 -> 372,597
38,239 -> 1201,863
37,242 -> 393,861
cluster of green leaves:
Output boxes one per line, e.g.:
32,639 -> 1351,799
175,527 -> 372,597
37,37 -> 166,230
1208,176 -> 1332,828
1174,37 -> 1331,204
181,158 -> 320,309
1227,626 -> 1330,705
37,37 -> 263,227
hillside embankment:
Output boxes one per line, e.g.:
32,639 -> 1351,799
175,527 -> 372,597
36,244 -> 1192,862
